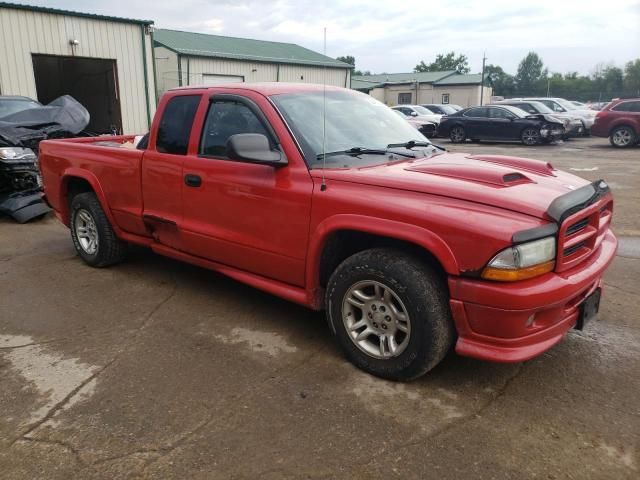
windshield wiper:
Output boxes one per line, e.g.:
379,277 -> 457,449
387,140 -> 447,151
316,147 -> 414,160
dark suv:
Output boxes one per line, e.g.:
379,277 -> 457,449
591,98 -> 640,148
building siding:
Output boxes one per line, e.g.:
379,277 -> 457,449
155,52 -> 350,96
0,6 -> 155,133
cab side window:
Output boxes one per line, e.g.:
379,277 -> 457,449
464,107 -> 488,117
490,108 -> 516,120
155,95 -> 200,155
200,101 -> 271,158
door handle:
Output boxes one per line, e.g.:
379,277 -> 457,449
184,174 -> 202,187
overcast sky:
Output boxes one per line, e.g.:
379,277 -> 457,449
18,0 -> 640,75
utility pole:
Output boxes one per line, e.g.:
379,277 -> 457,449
480,51 -> 487,105
547,76 -> 551,97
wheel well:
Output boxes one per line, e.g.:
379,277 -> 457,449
318,230 -> 447,288
64,177 -> 94,220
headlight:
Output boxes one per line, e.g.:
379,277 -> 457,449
0,147 -> 37,161
481,237 -> 556,281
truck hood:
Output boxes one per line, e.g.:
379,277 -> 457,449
313,152 -> 590,220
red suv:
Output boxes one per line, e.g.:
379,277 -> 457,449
591,98 -> 640,148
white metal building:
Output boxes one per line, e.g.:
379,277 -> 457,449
153,29 -> 352,96
0,2 -> 156,134
352,71 -> 492,108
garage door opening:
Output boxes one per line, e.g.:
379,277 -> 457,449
32,54 -> 122,134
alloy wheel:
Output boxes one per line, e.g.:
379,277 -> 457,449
74,208 -> 99,255
612,128 -> 633,147
342,280 -> 411,359
522,128 -> 540,145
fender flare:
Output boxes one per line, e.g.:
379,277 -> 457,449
60,168 -> 122,234
305,214 -> 459,292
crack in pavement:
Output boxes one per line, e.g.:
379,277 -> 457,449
17,435 -> 86,467
348,362 -> 527,474
7,282 -> 179,453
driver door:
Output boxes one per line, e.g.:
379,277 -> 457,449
180,91 -> 313,287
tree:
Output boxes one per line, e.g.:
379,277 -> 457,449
414,52 -> 470,74
514,52 -> 548,95
484,64 -> 515,96
336,55 -> 355,66
337,55 -> 371,77
624,59 -> 640,94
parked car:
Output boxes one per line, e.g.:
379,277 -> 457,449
0,95 -> 89,222
39,84 -> 616,380
438,105 -> 565,145
513,97 -> 597,134
570,101 -> 587,108
591,97 -> 640,148
391,105 -> 442,125
448,104 -> 463,111
0,95 -> 43,118
393,109 -> 436,137
420,104 -> 458,115
493,100 -> 584,137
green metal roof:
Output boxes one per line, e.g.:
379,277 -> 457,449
352,71 -> 456,86
351,78 -> 384,91
0,2 -> 153,25
154,29 -> 352,69
434,73 -> 488,85
352,71 -> 487,89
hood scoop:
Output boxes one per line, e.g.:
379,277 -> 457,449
466,154 -> 556,176
405,162 -> 534,187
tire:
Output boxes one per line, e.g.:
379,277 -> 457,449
70,192 -> 126,267
325,248 -> 455,381
609,126 -> 637,148
449,125 -> 466,143
521,127 -> 540,146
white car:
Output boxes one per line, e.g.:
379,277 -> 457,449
514,97 -> 597,132
391,105 -> 442,125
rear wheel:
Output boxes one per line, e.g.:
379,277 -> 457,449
449,126 -> 466,143
70,192 -> 126,267
326,248 -> 455,381
521,127 -> 540,145
610,126 -> 637,148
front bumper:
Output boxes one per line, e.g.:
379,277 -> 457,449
0,188 -> 51,223
448,229 -> 617,363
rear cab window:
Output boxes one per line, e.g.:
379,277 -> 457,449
155,95 -> 201,155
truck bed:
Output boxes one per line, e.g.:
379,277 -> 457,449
39,135 -> 147,234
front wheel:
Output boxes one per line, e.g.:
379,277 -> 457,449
70,192 -> 126,267
449,126 -> 466,143
610,126 -> 637,148
326,248 -> 455,381
521,127 -> 540,145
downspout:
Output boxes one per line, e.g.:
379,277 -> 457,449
140,24 -> 152,129
177,53 -> 183,87
276,64 -> 280,82
150,27 -> 159,103
186,57 -> 190,86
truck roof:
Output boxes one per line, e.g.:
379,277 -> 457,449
169,82 -> 348,96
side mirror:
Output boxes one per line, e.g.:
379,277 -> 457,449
226,133 -> 287,167
410,111 -> 418,117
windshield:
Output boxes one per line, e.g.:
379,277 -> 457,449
438,105 -> 457,115
556,98 -> 578,111
413,106 -> 434,115
528,102 -> 554,114
0,99 -> 41,118
271,90 -> 431,168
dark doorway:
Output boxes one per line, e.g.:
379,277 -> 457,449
32,54 -> 122,134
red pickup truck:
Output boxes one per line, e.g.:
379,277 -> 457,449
39,84 -> 617,380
